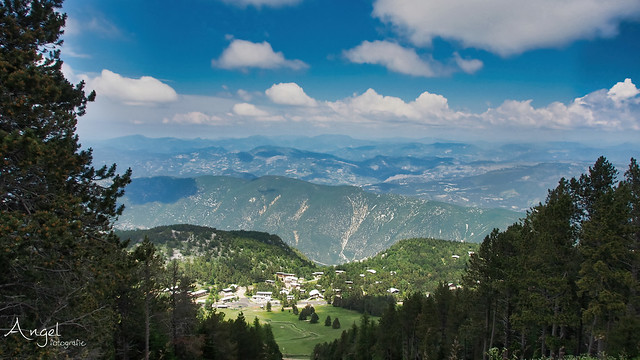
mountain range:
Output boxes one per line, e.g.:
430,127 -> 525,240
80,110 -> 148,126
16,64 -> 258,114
88,135 -> 637,211
117,175 -> 520,264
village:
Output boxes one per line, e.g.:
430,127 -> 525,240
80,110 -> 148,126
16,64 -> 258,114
183,269 -> 381,310
184,258 -> 468,311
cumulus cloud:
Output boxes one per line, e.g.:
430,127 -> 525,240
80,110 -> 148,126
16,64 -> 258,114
327,88 -> 461,125
480,79 -> 640,130
344,40 -> 441,77
232,103 -> 270,117
219,0 -> 301,8
608,78 -> 640,104
344,40 -> 483,77
266,83 -> 318,106
373,0 -> 640,56
213,39 -> 308,71
84,69 -> 178,105
262,80 -> 640,132
76,75 -> 640,139
163,112 -> 226,125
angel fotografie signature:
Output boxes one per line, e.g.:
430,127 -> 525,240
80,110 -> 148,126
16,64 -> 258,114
2,318 -> 86,348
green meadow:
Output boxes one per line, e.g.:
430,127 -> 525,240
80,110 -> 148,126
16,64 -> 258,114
218,304 -> 374,359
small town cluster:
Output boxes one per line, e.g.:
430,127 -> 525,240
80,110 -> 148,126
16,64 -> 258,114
184,269 -> 403,309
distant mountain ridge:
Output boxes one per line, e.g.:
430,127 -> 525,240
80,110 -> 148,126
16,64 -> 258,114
88,135 -> 638,211
117,175 -> 520,264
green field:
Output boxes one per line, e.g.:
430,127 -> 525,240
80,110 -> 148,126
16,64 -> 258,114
219,305 -> 373,359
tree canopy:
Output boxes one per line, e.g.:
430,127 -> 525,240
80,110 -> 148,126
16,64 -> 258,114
1,0 -> 131,357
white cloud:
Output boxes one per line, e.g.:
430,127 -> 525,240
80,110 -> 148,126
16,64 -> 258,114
219,0 -> 301,8
344,40 -> 483,77
480,80 -> 640,130
608,78 -> 640,104
453,53 -> 483,74
237,89 -> 253,101
163,112 -> 226,125
266,83 -> 317,106
373,0 -> 640,56
213,39 -> 308,71
344,40 -> 441,77
85,69 -> 178,105
327,88 -> 461,125
76,77 -> 640,141
311,81 -> 640,132
232,103 -> 270,117
64,16 -> 122,38
63,66 -> 178,106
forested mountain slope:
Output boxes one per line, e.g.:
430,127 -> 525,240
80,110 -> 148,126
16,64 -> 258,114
117,224 -> 317,286
319,238 -> 479,297
117,175 -> 520,264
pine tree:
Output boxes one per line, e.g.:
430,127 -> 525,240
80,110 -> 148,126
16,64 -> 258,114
332,317 -> 341,329
0,0 -> 131,357
516,179 -> 580,357
310,312 -> 320,324
132,238 -> 165,360
263,323 -> 283,360
325,315 -> 332,326
606,158 -> 640,356
374,302 -> 401,360
574,157 -> 629,354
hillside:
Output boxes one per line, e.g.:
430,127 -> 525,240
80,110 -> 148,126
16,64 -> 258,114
117,225 -> 479,301
117,224 -> 317,286
117,175 -> 520,264
318,237 -> 480,297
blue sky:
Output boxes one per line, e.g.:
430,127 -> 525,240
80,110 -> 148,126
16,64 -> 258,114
60,0 -> 640,144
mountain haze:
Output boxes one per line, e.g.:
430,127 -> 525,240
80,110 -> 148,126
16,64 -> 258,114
117,175 -> 520,264
89,135 -> 638,211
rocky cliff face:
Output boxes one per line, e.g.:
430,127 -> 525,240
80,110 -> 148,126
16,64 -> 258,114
117,175 -> 520,264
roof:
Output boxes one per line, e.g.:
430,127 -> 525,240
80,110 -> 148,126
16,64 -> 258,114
190,289 -> 208,296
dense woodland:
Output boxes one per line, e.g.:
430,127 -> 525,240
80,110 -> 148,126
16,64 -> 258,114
2,1 -> 639,359
313,157 -> 640,359
318,237 -> 477,312
117,225 -> 317,287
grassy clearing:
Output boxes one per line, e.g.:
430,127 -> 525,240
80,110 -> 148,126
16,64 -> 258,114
218,304 -> 373,358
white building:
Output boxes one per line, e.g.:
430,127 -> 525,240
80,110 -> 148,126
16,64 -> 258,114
252,291 -> 273,302
308,289 -> 324,299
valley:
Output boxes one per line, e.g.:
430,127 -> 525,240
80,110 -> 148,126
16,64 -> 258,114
117,175 -> 514,264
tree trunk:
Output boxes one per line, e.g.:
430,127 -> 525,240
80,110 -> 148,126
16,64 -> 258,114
551,297 -> 559,358
502,294 -> 512,359
490,300 -> 497,351
145,293 -> 150,360
587,316 -> 597,356
519,329 -> 526,360
483,307 -> 490,360
541,326 -> 547,358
